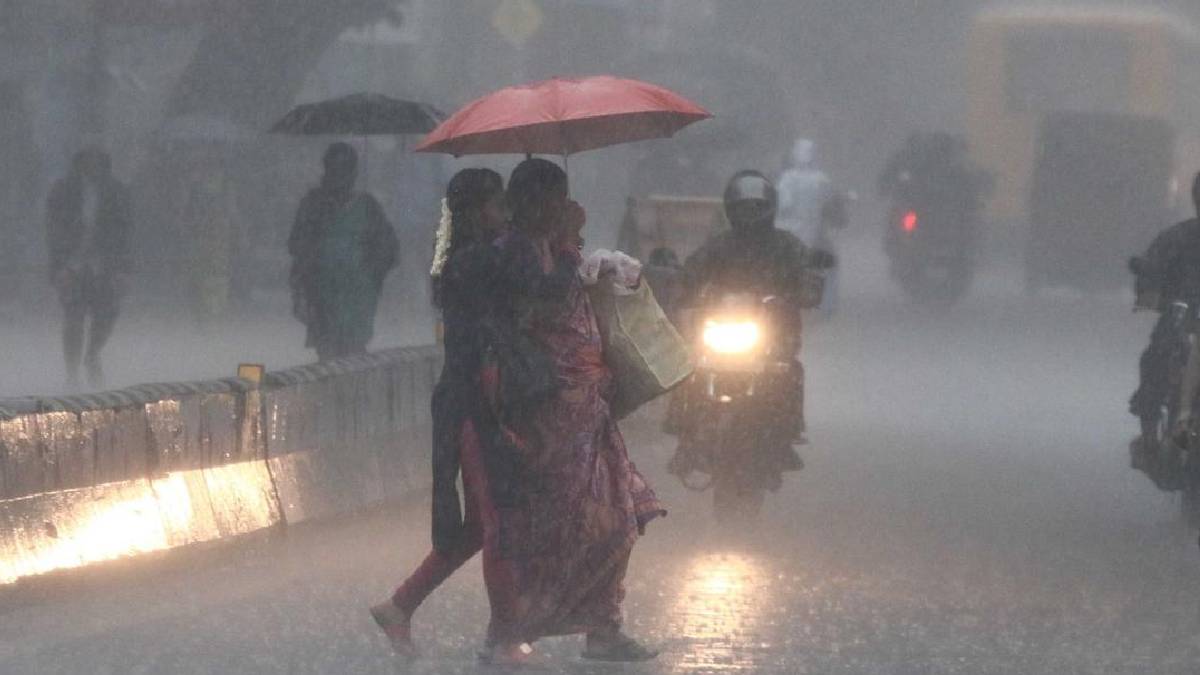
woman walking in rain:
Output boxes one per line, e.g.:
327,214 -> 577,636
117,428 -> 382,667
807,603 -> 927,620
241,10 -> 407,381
288,142 -> 397,361
372,160 -> 663,664
367,168 -> 532,658
490,158 -> 665,662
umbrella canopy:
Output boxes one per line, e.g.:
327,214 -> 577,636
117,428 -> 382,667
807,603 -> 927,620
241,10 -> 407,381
415,76 -> 711,156
271,93 -> 445,136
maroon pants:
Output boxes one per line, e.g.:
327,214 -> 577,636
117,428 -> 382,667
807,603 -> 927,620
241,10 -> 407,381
391,419 -> 519,643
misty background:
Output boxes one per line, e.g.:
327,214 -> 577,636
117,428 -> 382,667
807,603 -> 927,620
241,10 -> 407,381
10,4 -> 1200,673
1,0 -> 1197,394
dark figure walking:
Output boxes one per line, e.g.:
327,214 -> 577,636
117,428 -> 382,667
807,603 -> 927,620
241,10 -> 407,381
288,143 -> 397,361
46,148 -> 132,389
484,159 -> 663,662
371,168 -> 525,660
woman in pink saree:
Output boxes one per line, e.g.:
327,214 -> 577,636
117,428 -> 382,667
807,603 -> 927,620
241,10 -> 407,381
494,158 -> 665,662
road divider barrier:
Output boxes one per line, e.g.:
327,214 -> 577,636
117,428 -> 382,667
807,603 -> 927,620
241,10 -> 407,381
0,346 -> 441,585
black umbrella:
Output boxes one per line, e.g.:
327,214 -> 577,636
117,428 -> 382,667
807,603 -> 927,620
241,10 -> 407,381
270,93 -> 445,136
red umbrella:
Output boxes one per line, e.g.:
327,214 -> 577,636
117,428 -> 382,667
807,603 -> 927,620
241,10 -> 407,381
415,75 -> 711,157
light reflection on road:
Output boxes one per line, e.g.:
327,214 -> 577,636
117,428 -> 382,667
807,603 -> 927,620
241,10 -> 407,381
670,551 -> 773,671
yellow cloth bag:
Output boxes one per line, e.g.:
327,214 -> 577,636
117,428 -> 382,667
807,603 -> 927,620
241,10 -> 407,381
589,280 -> 693,419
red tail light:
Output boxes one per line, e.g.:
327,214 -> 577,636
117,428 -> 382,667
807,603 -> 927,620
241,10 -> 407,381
901,211 -> 918,233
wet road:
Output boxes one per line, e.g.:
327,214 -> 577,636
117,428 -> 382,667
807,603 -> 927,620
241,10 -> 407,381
3,262 -> 1199,674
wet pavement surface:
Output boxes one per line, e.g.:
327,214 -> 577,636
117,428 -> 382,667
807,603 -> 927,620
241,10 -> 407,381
3,267 -> 1200,674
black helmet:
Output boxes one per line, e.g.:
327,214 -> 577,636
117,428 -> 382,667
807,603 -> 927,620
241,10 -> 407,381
723,170 -> 777,234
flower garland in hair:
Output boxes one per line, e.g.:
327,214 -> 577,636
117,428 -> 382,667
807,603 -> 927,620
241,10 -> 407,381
430,197 -> 453,277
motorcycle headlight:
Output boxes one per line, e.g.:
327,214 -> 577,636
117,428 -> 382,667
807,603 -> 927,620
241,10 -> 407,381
702,319 -> 761,355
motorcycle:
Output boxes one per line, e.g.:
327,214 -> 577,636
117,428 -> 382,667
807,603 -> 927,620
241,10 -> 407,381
884,173 -> 979,306
1176,347 -> 1200,530
1127,270 -> 1200,527
668,269 -> 827,521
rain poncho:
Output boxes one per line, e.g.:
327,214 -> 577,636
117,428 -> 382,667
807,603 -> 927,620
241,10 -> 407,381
777,139 -> 833,247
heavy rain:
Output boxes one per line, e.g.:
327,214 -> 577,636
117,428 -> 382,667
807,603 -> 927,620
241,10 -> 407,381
3,1 -> 1200,673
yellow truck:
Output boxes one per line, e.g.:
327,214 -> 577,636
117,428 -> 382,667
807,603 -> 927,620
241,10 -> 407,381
967,6 -> 1200,289
967,6 -> 1200,224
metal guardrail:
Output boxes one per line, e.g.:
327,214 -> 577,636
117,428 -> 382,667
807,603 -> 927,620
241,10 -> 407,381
0,346 -> 442,584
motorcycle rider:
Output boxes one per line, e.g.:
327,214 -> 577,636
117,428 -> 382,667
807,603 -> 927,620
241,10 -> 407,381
877,132 -> 991,304
878,132 -> 989,240
1129,171 -> 1200,461
668,170 -> 834,479
879,132 -> 985,203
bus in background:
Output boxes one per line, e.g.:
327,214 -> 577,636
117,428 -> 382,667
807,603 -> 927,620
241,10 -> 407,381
966,6 -> 1200,288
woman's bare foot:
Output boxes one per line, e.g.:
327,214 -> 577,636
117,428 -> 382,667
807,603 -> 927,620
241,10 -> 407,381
369,600 -> 415,656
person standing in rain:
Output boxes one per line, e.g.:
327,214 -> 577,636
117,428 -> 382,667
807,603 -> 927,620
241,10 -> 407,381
777,138 -> 832,246
45,148 -> 133,389
288,143 -> 397,361
778,138 -> 843,312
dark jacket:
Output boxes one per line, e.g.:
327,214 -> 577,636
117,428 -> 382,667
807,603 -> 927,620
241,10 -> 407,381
681,226 -> 822,314
287,188 -> 397,335
1136,218 -> 1200,310
288,189 -> 397,294
45,174 -> 133,280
